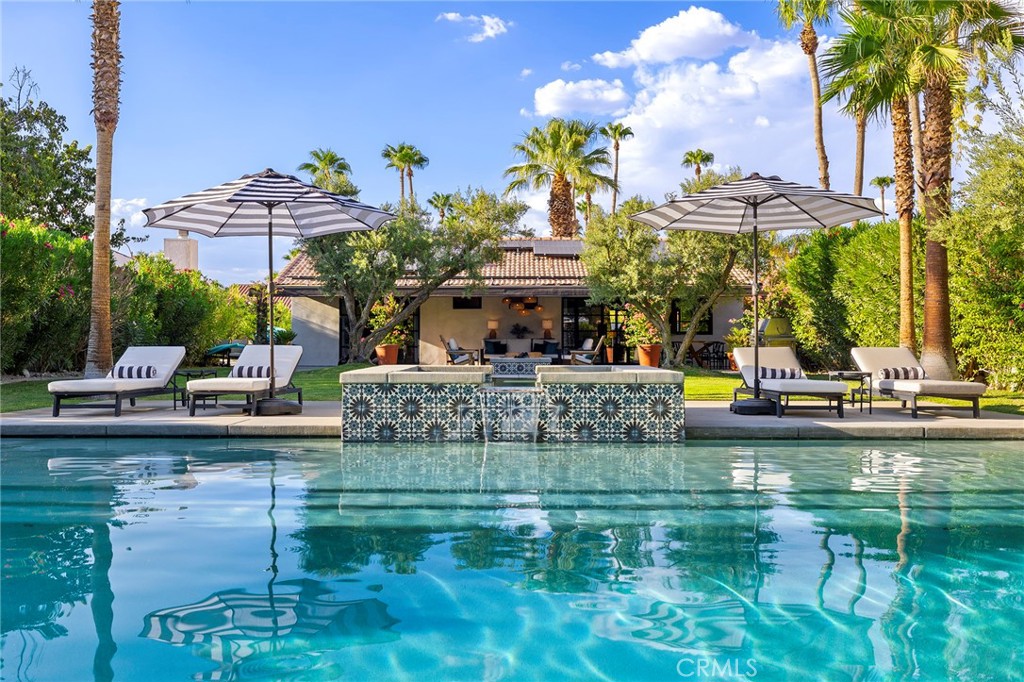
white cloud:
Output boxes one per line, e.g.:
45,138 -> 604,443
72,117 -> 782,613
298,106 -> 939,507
519,68 -> 533,79
111,197 -> 148,228
533,78 -> 630,117
754,115 -> 770,127
560,61 -> 582,72
592,7 -> 756,68
436,12 -> 512,43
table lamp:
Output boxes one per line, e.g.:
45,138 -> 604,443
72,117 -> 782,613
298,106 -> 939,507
542,318 -> 553,339
487,319 -> 499,339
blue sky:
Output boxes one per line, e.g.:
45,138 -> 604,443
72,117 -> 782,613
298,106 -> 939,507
5,1 -> 908,284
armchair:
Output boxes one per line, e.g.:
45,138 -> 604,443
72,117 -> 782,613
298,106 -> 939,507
570,336 -> 605,365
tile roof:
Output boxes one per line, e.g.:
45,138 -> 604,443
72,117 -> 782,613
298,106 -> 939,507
276,237 -> 751,294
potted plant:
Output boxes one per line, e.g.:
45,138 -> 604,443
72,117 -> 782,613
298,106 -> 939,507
273,328 -> 297,345
621,305 -> 662,366
509,323 -> 533,339
369,295 -> 411,365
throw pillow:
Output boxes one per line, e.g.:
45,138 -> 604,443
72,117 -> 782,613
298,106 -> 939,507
532,340 -> 545,353
759,367 -> 803,380
484,339 -> 501,355
544,340 -> 559,355
581,338 -> 594,351
110,365 -> 157,379
231,365 -> 273,378
877,366 -> 926,380
447,338 -> 460,351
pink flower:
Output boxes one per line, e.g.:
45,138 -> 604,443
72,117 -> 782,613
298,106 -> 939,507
1,230 -> 6,238
44,242 -> 54,250
81,234 -> 90,240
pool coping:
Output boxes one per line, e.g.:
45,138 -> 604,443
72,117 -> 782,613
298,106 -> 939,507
1,399 -> 1021,439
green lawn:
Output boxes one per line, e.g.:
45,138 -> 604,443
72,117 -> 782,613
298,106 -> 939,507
2,364 -> 1021,416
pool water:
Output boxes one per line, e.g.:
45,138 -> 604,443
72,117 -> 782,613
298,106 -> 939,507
2,438 -> 1021,681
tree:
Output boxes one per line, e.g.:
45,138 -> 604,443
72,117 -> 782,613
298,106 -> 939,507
902,0 -> 1023,378
822,2 -> 921,353
84,0 -> 121,378
296,147 -> 359,197
599,122 -> 633,215
428,192 -> 453,222
302,190 -> 525,361
1,68 -> 96,234
504,118 -> 613,238
681,148 -> 714,181
380,143 -> 405,203
870,176 -> 895,218
777,0 -> 835,189
398,144 -> 429,205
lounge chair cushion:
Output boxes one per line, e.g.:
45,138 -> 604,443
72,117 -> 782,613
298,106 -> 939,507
575,354 -> 595,365
451,354 -> 472,365
877,366 -> 926,380
758,378 -> 848,395
110,365 -> 158,379
48,377 -> 166,393
885,379 -> 986,397
759,367 -> 803,380
187,376 -> 271,392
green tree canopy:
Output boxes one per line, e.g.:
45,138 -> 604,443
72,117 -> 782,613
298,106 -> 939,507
1,69 -> 95,235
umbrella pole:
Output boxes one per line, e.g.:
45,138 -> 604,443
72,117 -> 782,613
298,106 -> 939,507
731,203 -> 775,415
256,203 -> 301,415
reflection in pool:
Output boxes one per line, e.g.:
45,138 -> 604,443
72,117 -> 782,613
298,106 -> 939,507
1,439 -> 1021,681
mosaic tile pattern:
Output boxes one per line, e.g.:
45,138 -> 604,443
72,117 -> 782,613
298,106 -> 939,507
342,381 -> 685,443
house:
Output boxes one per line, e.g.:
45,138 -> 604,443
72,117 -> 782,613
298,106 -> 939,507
276,237 -> 748,368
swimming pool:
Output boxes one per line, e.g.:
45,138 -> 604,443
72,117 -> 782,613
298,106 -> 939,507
2,438 -> 1021,681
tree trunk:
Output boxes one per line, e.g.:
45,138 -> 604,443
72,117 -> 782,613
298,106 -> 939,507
549,173 -> 578,238
853,108 -> 866,195
671,247 -> 737,367
407,168 -> 415,205
802,21 -> 830,190
892,96 -> 917,353
85,0 -> 120,378
399,170 -> 405,205
611,140 -> 620,215
909,92 -> 925,193
920,79 -> 956,380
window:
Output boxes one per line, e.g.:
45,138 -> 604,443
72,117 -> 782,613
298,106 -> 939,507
671,302 -> 712,335
452,296 -> 482,309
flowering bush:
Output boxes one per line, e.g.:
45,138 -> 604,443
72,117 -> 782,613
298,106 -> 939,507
369,294 -> 411,345
621,305 -> 661,346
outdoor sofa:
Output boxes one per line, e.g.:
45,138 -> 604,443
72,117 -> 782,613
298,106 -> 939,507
851,346 -> 986,418
185,345 -> 303,416
732,346 -> 847,418
47,346 -> 186,417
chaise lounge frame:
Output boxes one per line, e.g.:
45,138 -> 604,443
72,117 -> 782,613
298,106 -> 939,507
732,347 -> 847,418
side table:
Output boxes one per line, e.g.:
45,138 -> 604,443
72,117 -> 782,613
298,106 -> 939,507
828,370 -> 872,414
174,369 -> 218,408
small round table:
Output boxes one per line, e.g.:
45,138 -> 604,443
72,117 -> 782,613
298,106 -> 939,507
828,370 -> 873,414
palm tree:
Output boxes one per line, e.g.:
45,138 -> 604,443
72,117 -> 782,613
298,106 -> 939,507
504,118 -> 613,238
870,176 -> 894,219
84,0 -> 121,378
777,0 -> 835,190
599,122 -> 633,215
381,143 -> 405,203
903,0 -> 1023,378
297,147 -> 357,196
428,192 -> 453,222
681,148 -> 714,181
823,3 -> 919,353
398,144 -> 429,205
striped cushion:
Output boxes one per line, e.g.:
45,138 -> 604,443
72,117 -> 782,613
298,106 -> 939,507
877,366 -> 926,380
759,367 -> 803,380
231,364 -> 273,378
111,364 -> 157,379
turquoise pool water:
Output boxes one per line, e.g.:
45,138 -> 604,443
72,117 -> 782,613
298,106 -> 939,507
2,439 -> 1021,681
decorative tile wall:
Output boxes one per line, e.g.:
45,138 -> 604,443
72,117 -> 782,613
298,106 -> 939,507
342,380 -> 685,443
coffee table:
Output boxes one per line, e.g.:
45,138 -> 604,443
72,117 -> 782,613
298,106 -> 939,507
489,356 -> 552,378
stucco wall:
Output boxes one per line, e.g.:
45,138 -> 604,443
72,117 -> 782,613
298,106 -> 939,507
292,296 -> 339,368
419,296 -> 564,365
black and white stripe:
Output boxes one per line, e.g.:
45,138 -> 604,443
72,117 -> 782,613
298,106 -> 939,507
759,367 -> 803,380
631,173 -> 881,234
143,169 -> 394,238
877,366 -> 926,380
110,364 -> 157,379
230,364 -> 273,378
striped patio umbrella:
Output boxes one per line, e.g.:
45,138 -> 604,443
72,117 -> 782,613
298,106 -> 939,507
144,169 -> 394,414
631,173 -> 881,414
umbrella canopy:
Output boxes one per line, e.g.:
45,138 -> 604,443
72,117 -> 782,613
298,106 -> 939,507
631,173 -> 881,413
144,169 -> 394,412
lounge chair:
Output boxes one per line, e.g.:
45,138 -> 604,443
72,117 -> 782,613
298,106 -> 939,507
439,336 -> 479,365
732,347 -> 847,418
48,346 -> 187,417
185,345 -> 303,416
570,336 -> 605,365
851,346 -> 986,418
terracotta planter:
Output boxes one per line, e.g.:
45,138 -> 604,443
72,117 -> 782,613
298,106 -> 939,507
605,347 -> 615,364
375,344 -> 400,365
637,343 -> 662,367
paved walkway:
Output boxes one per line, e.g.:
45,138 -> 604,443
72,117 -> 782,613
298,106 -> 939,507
2,399 -> 1021,440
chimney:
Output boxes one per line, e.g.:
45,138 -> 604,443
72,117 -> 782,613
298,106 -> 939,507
163,229 -> 198,271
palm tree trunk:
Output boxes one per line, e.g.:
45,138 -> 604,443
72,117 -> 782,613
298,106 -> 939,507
611,141 -> 620,215
85,0 -> 120,378
909,92 -> 924,193
549,174 -> 577,238
802,21 -> 830,190
853,108 -> 866,195
891,96 -> 916,353
407,168 -> 415,204
399,169 -> 405,205
920,79 -> 956,380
